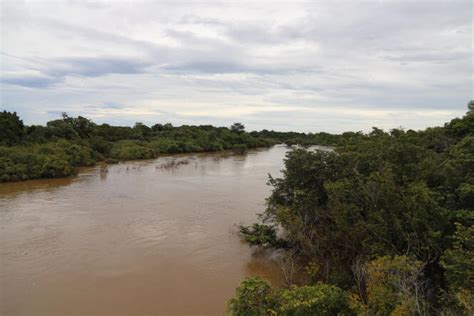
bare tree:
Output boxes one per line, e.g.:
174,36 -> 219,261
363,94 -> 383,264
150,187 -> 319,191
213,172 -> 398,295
352,256 -> 368,305
277,249 -> 298,288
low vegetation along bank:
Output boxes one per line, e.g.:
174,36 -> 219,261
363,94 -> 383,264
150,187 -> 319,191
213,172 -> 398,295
232,103 -> 473,315
0,112 -> 358,182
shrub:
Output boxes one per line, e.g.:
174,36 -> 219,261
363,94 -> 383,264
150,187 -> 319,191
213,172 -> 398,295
228,277 -> 279,316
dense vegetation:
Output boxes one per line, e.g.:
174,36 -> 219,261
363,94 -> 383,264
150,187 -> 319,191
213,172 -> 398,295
0,112 -> 283,182
1,108 -> 373,183
233,103 -> 473,315
0,110 -> 371,182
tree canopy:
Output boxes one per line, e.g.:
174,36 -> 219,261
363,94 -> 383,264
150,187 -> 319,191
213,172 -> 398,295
233,105 -> 474,315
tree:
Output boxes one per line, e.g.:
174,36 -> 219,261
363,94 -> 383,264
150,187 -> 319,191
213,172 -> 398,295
279,283 -> 353,315
0,111 -> 25,145
133,122 -> 152,139
238,223 -> 281,248
350,256 -> 429,315
237,109 -> 474,313
228,278 -> 353,316
441,223 -> 474,314
228,277 -> 278,316
72,116 -> 95,138
231,122 -> 245,134
468,100 -> 474,113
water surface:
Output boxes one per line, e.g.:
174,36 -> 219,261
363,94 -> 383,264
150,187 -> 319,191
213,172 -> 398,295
0,145 -> 293,316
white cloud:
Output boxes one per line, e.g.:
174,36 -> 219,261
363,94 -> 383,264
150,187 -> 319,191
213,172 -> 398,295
0,0 -> 471,132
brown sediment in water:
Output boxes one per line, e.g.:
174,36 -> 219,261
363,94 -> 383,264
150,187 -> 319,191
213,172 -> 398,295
0,146 -> 292,316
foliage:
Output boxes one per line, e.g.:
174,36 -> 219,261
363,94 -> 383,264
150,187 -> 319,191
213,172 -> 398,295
0,111 -> 25,146
0,112 -> 277,182
0,142 -> 82,181
228,277 -> 279,316
237,106 -> 473,314
231,122 -> 246,134
228,277 -> 353,316
232,143 -> 248,154
350,256 -> 428,315
440,223 -> 474,314
110,140 -> 156,160
279,283 -> 353,315
239,223 -> 284,248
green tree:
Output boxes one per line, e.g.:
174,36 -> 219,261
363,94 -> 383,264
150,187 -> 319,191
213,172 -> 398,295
350,256 -> 428,315
0,111 -> 25,145
228,277 -> 278,316
441,223 -> 474,314
230,122 -> 245,134
279,283 -> 353,315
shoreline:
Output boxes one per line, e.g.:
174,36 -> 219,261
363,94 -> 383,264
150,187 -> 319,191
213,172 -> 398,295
0,144 -> 279,185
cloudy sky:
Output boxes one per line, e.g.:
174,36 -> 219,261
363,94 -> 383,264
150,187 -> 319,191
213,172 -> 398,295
1,0 -> 472,132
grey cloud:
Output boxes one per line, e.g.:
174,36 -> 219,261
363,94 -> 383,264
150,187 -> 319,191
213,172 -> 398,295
178,15 -> 226,27
46,111 -> 65,117
40,18 -> 169,57
1,75 -> 60,88
384,51 -> 472,64
83,102 -> 126,110
163,61 -> 321,75
1,56 -> 152,89
1,1 -> 471,132
101,102 -> 125,109
50,56 -> 151,77
163,61 -> 246,74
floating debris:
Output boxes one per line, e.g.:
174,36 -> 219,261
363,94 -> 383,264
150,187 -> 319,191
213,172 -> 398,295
155,159 -> 190,170
100,164 -> 109,174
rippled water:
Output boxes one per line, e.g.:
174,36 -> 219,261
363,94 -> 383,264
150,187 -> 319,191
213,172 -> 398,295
0,145 -> 294,316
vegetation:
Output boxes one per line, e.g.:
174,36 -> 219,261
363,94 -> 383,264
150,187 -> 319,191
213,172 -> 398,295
2,104 -> 472,314
232,102 -> 473,315
228,277 -> 353,316
0,110 -> 374,183
0,112 -> 277,182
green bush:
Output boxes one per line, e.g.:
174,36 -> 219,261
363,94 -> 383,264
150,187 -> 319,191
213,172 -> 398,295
228,278 -> 353,316
110,140 -> 156,160
0,144 -> 78,181
232,144 -> 248,154
279,283 -> 353,316
228,277 -> 279,316
239,223 -> 284,248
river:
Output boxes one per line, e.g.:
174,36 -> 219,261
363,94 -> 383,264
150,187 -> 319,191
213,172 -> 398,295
0,145 -> 298,315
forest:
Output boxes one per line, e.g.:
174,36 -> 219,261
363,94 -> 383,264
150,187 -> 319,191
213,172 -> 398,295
233,104 -> 473,315
0,111 -> 350,182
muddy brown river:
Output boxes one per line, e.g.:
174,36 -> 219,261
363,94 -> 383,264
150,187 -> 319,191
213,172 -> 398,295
0,145 -> 295,316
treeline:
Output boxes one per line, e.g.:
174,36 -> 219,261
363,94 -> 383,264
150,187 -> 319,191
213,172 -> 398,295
0,110 -> 374,183
253,129 -> 356,147
0,112 -> 280,182
233,103 -> 473,315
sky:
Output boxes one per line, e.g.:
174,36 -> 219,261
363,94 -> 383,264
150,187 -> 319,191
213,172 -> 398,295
0,0 -> 472,133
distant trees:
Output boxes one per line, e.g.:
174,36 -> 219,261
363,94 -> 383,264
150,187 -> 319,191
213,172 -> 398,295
0,112 -> 277,182
0,111 -> 25,146
230,122 -> 245,133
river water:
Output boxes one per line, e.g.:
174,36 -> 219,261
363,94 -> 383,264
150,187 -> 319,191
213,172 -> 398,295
0,145 -> 294,316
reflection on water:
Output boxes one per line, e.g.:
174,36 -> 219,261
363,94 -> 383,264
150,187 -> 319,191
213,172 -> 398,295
0,145 -> 296,316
